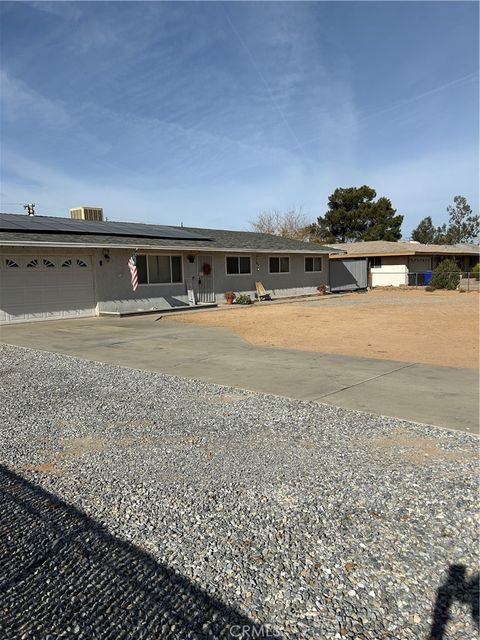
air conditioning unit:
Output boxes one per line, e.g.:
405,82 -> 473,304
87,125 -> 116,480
70,206 -> 104,221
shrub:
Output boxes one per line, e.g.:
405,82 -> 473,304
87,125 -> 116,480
472,263 -> 480,281
235,293 -> 253,305
430,259 -> 461,290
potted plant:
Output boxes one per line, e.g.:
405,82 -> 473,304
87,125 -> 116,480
317,284 -> 327,296
224,291 -> 236,304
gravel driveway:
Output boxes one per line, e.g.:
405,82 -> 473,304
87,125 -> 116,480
1,344 -> 478,639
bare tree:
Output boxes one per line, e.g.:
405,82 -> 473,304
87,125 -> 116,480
250,206 -> 310,240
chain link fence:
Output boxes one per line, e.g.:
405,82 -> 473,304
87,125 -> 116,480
371,272 -> 479,290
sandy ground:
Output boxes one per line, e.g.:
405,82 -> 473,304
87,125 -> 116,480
174,289 -> 479,369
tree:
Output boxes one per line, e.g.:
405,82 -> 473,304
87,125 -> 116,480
250,207 -> 310,240
411,197 -> 479,245
309,186 -> 403,243
444,196 -> 479,244
411,216 -> 448,244
362,196 -> 404,241
430,259 -> 461,290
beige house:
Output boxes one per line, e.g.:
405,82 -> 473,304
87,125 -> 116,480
330,240 -> 479,287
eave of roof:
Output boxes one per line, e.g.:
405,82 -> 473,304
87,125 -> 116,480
330,252 -> 416,259
0,233 -> 342,254
329,241 -> 479,258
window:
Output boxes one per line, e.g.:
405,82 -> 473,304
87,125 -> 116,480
43,259 -> 55,268
62,259 -> 73,268
27,259 -> 39,268
369,257 -> 382,268
226,255 -> 251,275
136,255 -> 183,284
5,259 -> 19,268
305,256 -> 323,272
137,255 -> 148,283
269,256 -> 290,273
76,259 -> 88,268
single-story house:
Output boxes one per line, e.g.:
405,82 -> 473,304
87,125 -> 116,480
329,240 -> 479,287
0,211 -> 342,324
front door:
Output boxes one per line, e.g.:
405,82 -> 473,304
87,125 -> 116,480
197,255 -> 215,303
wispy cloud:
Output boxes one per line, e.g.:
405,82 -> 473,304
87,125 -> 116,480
0,70 -> 71,126
1,1 -> 478,231
358,71 -> 479,122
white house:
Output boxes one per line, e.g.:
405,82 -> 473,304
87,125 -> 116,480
330,240 -> 479,287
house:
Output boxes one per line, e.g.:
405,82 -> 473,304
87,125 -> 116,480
329,240 -> 479,288
0,210 -> 342,324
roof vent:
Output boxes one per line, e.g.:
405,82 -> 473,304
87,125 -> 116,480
24,203 -> 35,216
70,206 -> 104,221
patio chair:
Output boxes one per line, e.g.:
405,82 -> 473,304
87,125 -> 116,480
255,281 -> 271,301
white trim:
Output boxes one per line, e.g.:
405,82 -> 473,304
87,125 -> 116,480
268,255 -> 290,274
137,253 -> 184,286
225,254 -> 252,276
304,256 -> 323,273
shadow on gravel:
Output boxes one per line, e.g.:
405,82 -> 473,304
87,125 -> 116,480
429,564 -> 479,639
0,465 -> 279,639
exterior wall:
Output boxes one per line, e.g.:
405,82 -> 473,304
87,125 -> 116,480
210,252 -> 329,299
95,249 -> 329,312
94,249 -> 190,313
370,256 -> 408,287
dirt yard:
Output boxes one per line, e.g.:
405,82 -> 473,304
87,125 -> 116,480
174,289 -> 479,369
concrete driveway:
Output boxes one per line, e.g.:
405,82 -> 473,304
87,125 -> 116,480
1,314 -> 478,433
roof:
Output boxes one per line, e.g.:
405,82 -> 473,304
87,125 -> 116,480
329,240 -> 479,258
0,212 -> 210,241
0,213 -> 340,254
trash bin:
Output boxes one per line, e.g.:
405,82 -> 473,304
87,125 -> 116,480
424,271 -> 433,285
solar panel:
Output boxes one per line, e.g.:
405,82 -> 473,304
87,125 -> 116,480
0,214 -> 212,241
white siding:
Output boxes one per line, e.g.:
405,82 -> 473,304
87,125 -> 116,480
370,256 -> 408,287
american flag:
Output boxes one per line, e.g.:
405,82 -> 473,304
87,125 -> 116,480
128,254 -> 138,291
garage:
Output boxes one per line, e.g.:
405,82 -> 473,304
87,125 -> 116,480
0,253 -> 96,323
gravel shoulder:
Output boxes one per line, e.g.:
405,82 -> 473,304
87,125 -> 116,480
1,343 -> 479,639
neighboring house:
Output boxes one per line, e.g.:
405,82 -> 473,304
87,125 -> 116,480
330,240 -> 479,287
0,211 -> 341,324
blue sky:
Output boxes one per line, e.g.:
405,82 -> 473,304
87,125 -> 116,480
1,1 -> 478,235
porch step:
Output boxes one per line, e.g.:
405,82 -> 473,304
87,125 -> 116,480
99,303 -> 217,318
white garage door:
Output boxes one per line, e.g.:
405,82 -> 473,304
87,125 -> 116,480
0,254 -> 96,323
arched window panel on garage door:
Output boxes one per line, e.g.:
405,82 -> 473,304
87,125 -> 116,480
5,258 -> 19,268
